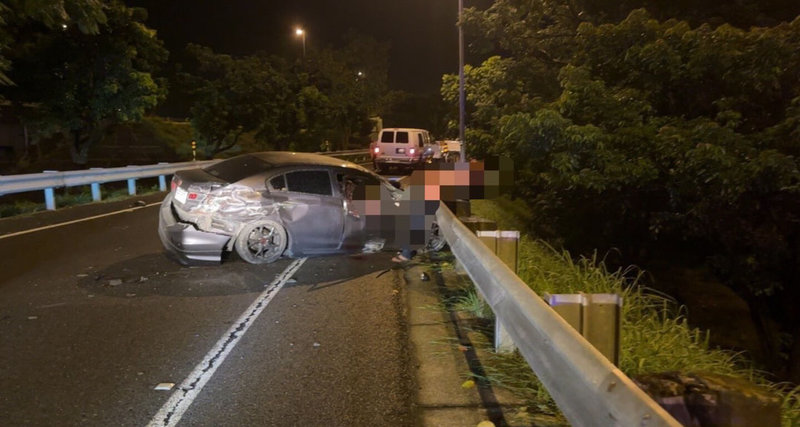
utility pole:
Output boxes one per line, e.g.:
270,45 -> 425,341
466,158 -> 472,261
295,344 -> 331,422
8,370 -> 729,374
458,0 -> 467,163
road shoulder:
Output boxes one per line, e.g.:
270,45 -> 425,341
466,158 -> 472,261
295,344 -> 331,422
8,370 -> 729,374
403,258 -> 530,426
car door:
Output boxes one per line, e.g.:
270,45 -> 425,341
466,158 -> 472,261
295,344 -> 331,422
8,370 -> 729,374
270,169 -> 345,253
337,171 -> 383,250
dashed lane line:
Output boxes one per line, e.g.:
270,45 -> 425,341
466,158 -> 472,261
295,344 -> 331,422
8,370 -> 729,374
146,257 -> 307,427
0,201 -> 162,240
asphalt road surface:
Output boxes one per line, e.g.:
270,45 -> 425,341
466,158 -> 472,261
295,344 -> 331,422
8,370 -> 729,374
0,193 -> 414,426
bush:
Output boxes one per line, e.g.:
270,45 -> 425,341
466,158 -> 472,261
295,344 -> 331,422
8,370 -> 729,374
465,198 -> 800,423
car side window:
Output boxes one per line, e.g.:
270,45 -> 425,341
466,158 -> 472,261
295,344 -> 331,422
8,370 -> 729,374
269,175 -> 287,191
417,133 -> 423,147
338,173 -> 379,201
286,170 -> 332,196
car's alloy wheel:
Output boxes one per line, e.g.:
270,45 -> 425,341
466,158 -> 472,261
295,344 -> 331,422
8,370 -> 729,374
426,222 -> 447,252
235,220 -> 288,264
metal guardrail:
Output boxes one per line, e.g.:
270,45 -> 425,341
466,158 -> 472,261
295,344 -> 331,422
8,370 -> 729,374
0,150 -> 369,210
435,202 -> 681,427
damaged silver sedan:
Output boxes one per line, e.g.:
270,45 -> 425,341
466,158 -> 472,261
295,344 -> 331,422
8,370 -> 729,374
158,151 -> 444,264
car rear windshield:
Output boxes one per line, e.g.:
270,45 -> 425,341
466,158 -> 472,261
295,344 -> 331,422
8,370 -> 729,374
204,155 -> 272,183
380,131 -> 394,142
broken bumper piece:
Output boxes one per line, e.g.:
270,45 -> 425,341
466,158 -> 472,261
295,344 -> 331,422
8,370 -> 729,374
158,195 -> 231,264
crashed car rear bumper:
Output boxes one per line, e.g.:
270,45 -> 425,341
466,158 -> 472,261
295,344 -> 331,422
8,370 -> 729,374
158,194 -> 231,264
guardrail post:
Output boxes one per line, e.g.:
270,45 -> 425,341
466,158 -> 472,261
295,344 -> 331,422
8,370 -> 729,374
158,163 -> 168,191
476,229 -> 520,354
127,178 -> 136,195
91,182 -> 101,201
443,199 -> 471,217
476,229 -> 498,252
43,170 -> 57,210
581,293 -> 622,365
497,231 -> 519,274
89,168 -> 102,201
546,293 -> 622,365
44,188 -> 55,210
546,294 -> 583,332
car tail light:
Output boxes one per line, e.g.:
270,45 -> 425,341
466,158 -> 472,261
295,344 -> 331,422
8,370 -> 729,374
410,148 -> 416,155
373,146 -> 380,154
171,176 -> 181,191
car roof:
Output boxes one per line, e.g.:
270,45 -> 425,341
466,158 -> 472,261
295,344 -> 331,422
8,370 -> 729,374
245,151 -> 370,172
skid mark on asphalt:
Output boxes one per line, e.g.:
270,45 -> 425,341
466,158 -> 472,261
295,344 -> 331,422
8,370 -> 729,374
146,257 -> 307,427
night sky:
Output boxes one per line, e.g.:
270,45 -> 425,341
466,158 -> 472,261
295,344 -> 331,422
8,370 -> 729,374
127,0 -> 489,93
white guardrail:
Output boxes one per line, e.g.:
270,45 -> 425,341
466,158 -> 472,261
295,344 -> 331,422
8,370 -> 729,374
0,150 -> 370,210
435,202 -> 681,427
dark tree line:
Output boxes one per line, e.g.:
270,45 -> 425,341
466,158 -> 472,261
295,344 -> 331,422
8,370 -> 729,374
179,32 -> 391,158
0,2 -> 393,166
1,0 -> 166,165
446,0 -> 800,380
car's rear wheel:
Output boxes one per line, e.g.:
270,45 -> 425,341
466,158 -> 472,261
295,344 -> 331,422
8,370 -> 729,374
235,220 -> 288,264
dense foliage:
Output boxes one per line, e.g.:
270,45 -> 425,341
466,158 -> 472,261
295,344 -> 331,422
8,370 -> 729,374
446,1 -> 800,380
180,34 -> 390,157
1,1 -> 166,165
0,3 -> 393,165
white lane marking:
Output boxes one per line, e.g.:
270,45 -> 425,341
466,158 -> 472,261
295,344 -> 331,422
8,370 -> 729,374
0,201 -> 162,240
146,257 -> 307,427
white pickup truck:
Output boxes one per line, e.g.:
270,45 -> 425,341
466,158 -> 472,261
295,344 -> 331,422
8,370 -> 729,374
432,140 -> 462,163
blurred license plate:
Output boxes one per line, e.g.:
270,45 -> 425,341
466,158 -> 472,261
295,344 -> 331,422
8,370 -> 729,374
395,148 -> 405,154
175,187 -> 188,204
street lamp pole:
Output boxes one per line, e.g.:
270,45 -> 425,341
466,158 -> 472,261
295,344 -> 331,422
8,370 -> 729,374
295,28 -> 306,58
458,0 -> 467,163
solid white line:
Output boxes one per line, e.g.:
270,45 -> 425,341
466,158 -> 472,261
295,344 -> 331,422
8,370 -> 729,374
146,257 -> 307,427
0,201 -> 162,240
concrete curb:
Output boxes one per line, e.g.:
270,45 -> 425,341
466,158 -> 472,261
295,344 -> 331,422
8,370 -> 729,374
402,258 -> 550,427
403,262 -> 491,426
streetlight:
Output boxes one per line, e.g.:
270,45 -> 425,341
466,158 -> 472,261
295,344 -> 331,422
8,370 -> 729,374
294,27 -> 306,58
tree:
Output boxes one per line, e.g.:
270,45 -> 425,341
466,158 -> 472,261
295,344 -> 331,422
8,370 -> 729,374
382,91 -> 450,139
449,5 -> 800,377
441,56 -> 548,157
181,32 -> 391,156
304,32 -> 390,150
0,0 -> 108,86
181,45 -> 297,156
3,1 -> 167,165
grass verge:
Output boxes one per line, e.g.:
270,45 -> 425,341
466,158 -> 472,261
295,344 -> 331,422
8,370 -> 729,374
0,184 -> 163,218
437,196 -> 800,425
